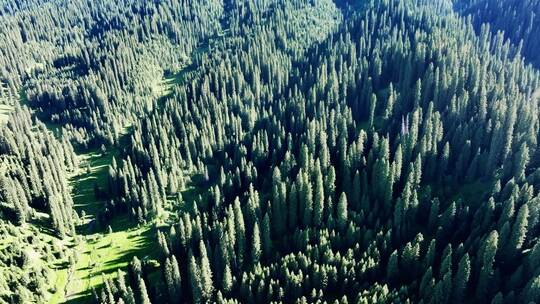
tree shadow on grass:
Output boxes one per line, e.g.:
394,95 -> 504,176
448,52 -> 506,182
64,292 -> 93,304
66,226 -> 157,303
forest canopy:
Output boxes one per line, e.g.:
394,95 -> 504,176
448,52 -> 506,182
0,0 -> 540,303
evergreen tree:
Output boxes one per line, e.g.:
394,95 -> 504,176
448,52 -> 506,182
387,250 -> 399,282
138,277 -> 152,304
476,231 -> 499,301
251,220 -> 261,265
222,262 -> 233,295
234,198 -> 246,270
452,254 -> 470,303
313,162 -> 325,227
506,204 -> 529,259
188,249 -> 202,303
164,256 -> 182,302
199,240 -> 214,300
262,212 -> 272,261
336,192 -> 348,230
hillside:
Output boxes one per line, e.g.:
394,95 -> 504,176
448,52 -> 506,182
0,0 -> 540,303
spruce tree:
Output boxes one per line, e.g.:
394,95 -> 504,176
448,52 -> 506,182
506,204 -> 529,259
199,240 -> 214,300
251,220 -> 261,265
452,254 -> 470,303
476,231 -> 499,301
337,192 -> 348,230
188,249 -> 202,303
313,162 -> 325,227
138,277 -> 152,304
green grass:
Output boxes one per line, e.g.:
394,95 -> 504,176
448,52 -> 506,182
44,39 -> 207,304
53,141 -> 164,303
0,103 -> 13,126
70,147 -> 120,223
157,66 -> 195,99
155,45 -> 206,100
5,85 -> 163,304
50,267 -> 69,303
63,220 -> 158,303
0,222 -> 74,303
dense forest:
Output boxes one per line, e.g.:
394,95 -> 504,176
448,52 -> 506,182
1,0 -> 540,303
454,0 -> 540,68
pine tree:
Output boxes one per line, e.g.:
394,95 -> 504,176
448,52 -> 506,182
337,192 -> 348,230
384,83 -> 395,119
428,198 -> 439,232
401,241 -> 420,279
424,239 -> 436,269
506,204 -> 529,259
289,183 -> 298,229
301,171 -> 313,227
262,213 -> 272,261
188,249 -> 202,303
387,250 -> 399,282
433,271 -> 452,304
351,171 -> 361,211
251,220 -> 261,265
419,267 -> 434,301
272,167 -> 285,234
138,277 -> 152,304
222,262 -> 233,295
233,198 -> 246,270
313,162 -> 325,227
452,254 -> 470,303
526,242 -> 540,277
164,256 -> 180,301
513,143 -> 529,182
476,231 -> 499,301
491,292 -> 504,304
199,240 -> 214,300
523,275 -> 540,303
368,93 -> 377,127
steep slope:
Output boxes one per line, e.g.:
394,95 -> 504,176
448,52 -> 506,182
453,0 -> 540,68
97,0 -> 540,303
0,0 -> 539,303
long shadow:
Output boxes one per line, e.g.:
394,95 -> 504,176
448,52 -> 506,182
59,26 -> 215,304
158,58 -> 198,103
65,225 -> 157,303
64,293 -> 93,304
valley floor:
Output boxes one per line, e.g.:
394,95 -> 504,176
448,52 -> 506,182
48,70 -> 191,303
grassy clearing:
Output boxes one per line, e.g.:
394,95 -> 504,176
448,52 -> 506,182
154,45 -> 206,100
50,267 -> 69,303
0,222 -> 73,303
46,39 -> 203,304
63,219 -> 158,303
156,66 -> 195,99
0,103 -> 13,126
54,143 -> 162,303
70,147 -> 120,224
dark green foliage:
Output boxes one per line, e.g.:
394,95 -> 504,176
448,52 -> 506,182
454,0 -> 540,68
1,0 -> 540,303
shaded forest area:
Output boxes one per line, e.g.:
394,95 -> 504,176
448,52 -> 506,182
454,0 -> 540,68
1,0 -> 540,303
